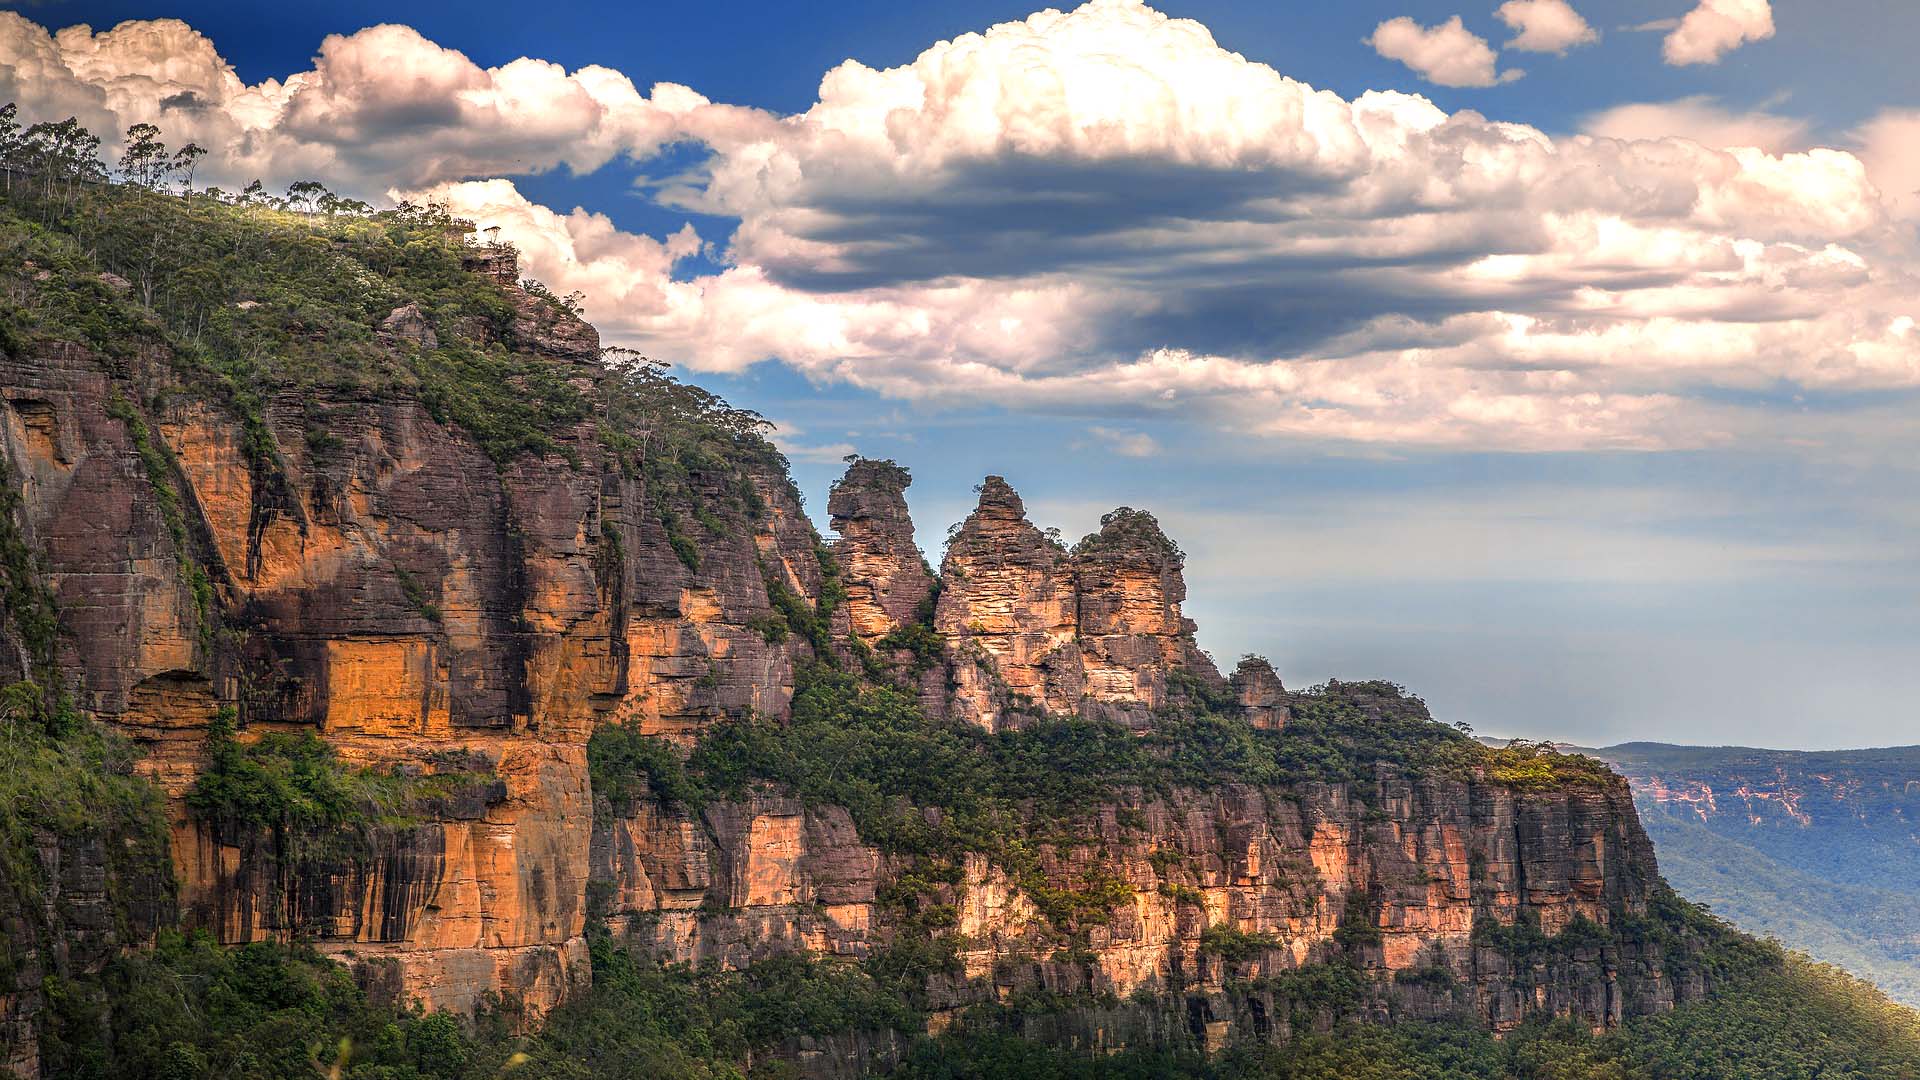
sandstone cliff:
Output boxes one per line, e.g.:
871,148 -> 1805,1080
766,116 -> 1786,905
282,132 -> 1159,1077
1,237 -> 836,1031
0,208 -> 1706,1075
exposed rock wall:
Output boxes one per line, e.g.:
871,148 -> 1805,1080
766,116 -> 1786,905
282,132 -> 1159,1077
935,477 -> 1083,730
828,459 -> 932,646
932,477 -> 1225,730
0,266 -> 830,1028
2,250 -> 1695,1071
589,753 -> 1685,1042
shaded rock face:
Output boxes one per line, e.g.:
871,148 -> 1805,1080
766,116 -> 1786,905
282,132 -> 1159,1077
0,288 -> 828,1027
932,479 -> 1223,731
828,459 -> 932,645
589,761 -> 1681,1042
1233,657 -> 1289,732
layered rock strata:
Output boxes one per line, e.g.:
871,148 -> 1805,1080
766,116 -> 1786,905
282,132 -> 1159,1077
2,244 -> 1697,1073
0,254 -> 830,1026
934,478 -> 1225,731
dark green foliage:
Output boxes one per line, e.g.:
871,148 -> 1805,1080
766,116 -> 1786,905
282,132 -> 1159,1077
187,710 -> 501,846
39,932 -> 477,1080
471,938 -> 919,1080
1,120 -> 594,466
1471,913 -> 1613,962
875,618 -> 945,673
587,721 -> 706,814
1071,506 -> 1182,561
1197,924 -> 1283,962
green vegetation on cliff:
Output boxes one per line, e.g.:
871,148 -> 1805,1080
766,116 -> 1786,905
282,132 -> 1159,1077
44,930 -> 1920,1080
188,709 -> 504,838
591,667 -> 1616,873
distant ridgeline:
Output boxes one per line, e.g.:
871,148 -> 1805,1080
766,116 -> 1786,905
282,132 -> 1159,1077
3,107 -> 1920,1079
1590,741 -> 1920,1008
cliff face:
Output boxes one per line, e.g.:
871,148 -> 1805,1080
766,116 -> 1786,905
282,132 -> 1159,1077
1,226 -> 1697,1073
595,756 -> 1678,1042
0,248 -> 832,1029
828,459 -> 932,647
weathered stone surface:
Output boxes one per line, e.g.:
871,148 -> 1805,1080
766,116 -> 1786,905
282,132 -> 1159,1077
828,459 -> 932,645
935,477 -> 1081,730
587,758 -> 1680,1041
0,283 -> 828,1037
593,790 -> 883,969
378,302 -> 438,350
1072,507 -> 1224,726
1232,656 -> 1288,731
931,480 -> 1223,730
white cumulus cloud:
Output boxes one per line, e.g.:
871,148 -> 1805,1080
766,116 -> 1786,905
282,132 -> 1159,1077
1496,0 -> 1599,54
1367,15 -> 1524,87
3,0 -> 1917,456
1663,0 -> 1775,66
0,13 -> 751,194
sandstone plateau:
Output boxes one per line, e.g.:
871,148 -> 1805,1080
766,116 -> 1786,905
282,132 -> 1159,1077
0,240 -> 1709,1076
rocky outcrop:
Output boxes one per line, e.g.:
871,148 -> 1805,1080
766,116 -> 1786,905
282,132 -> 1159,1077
935,477 -> 1082,730
593,790 -> 883,970
0,257 -> 831,1033
932,480 -> 1224,731
1072,507 -> 1222,724
1233,657 -> 1288,731
828,459 -> 932,646
2,233 -> 1699,1073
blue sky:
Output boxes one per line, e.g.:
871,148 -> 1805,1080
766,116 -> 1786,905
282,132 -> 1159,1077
7,0 -> 1920,747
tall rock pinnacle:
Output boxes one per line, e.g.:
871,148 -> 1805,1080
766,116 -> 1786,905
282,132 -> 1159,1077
828,458 -> 933,645
934,476 -> 1081,730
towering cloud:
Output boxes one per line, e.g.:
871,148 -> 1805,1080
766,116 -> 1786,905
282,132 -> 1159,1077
1,0 -> 1914,454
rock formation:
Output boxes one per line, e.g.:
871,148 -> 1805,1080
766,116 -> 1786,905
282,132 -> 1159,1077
1233,656 -> 1289,731
0,247 -> 831,1029
934,477 -> 1082,730
932,481 -> 1227,730
0,230 -> 1703,1074
828,458 -> 932,647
